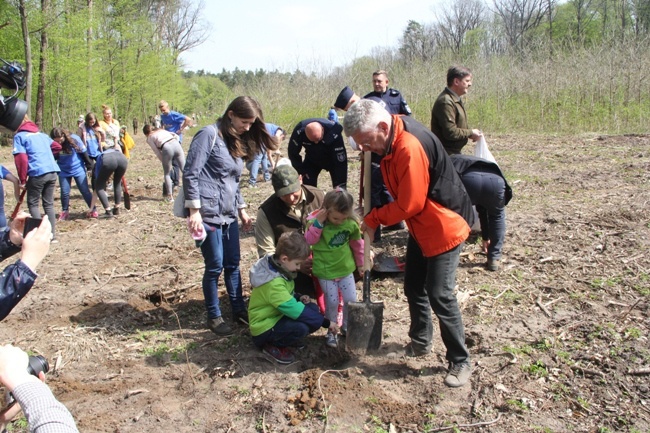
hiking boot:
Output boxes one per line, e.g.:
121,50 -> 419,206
405,342 -> 431,357
207,317 -> 234,337
262,344 -> 295,364
325,332 -> 338,348
487,258 -> 501,271
233,311 -> 249,326
58,211 -> 69,221
444,362 -> 472,388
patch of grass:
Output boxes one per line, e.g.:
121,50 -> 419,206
623,327 -> 641,340
523,360 -> 549,377
141,341 -> 197,361
506,398 -> 528,412
503,344 -> 533,356
6,417 -> 28,431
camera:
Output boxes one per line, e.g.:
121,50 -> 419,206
0,57 -> 28,132
27,355 -> 49,377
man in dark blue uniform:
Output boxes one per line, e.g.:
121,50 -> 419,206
363,70 -> 411,116
288,118 -> 347,189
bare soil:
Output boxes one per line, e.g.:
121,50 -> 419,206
1,132 -> 649,433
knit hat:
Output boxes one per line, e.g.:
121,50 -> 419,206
272,165 -> 300,197
334,86 -> 354,110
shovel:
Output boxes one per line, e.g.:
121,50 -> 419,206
346,151 -> 384,354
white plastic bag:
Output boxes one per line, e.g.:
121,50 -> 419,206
474,136 -> 497,164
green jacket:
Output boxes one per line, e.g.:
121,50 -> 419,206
430,88 -> 473,155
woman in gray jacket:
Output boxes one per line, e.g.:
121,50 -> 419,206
183,96 -> 277,336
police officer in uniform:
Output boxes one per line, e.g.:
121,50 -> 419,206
363,70 -> 411,116
288,118 -> 347,189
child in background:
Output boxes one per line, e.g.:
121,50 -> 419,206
0,166 -> 21,230
305,188 -> 363,348
248,231 -> 339,364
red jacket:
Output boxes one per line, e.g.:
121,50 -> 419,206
364,116 -> 469,257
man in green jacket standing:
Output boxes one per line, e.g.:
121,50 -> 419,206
430,66 -> 483,155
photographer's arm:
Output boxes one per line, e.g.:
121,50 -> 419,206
0,345 -> 78,433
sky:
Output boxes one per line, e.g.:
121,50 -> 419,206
179,0 -> 438,74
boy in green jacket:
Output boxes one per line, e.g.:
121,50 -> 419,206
248,231 -> 339,364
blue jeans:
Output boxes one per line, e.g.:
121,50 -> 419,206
0,181 -> 6,230
404,238 -> 469,364
59,173 -> 93,211
199,221 -> 246,319
251,303 -> 321,348
246,152 -> 270,185
26,172 -> 57,237
459,170 -> 506,260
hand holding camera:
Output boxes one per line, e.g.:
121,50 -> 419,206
8,213 -> 52,272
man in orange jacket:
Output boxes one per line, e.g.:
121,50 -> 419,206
343,99 -> 474,387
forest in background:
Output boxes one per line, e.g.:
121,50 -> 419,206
1,0 -> 649,136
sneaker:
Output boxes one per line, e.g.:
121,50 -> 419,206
262,344 -> 295,364
58,211 -> 69,221
405,342 -> 431,357
247,183 -> 257,189
103,210 -> 114,219
87,210 -> 99,219
112,207 -> 120,216
325,332 -> 338,348
234,311 -> 249,326
50,237 -> 59,244
207,317 -> 234,337
444,362 -> 472,388
487,258 -> 501,271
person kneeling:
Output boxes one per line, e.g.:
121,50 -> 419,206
248,231 -> 339,364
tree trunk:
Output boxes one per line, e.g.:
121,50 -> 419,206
35,0 -> 50,128
17,0 -> 32,119
86,0 -> 93,113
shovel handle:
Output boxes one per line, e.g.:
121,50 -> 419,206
10,187 -> 27,220
362,151 -> 372,302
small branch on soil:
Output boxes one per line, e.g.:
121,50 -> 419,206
317,368 -> 350,433
124,389 -> 149,398
618,298 -> 642,321
113,265 -> 178,280
571,365 -> 604,378
98,267 -> 116,288
627,368 -> 650,376
426,412 -> 503,432
493,288 -> 510,299
536,297 -> 552,317
166,304 -> 197,388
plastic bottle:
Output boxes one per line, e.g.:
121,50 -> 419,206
188,220 -> 207,247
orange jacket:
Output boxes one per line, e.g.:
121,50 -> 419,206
364,116 -> 470,257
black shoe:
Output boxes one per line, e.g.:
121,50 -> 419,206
405,342 -> 431,357
112,207 -> 120,216
487,258 -> 501,271
207,317 -> 234,336
234,311 -> 249,326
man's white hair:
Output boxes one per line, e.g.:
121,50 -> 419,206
343,99 -> 391,136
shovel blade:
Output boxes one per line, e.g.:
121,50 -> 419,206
346,300 -> 384,354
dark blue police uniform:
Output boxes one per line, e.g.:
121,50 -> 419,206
288,118 -> 347,189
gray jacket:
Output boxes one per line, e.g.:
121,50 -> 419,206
183,124 -> 245,225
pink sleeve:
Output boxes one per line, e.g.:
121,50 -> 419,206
350,238 -> 364,267
304,223 -> 323,245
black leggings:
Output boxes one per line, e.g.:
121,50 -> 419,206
95,151 -> 128,210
